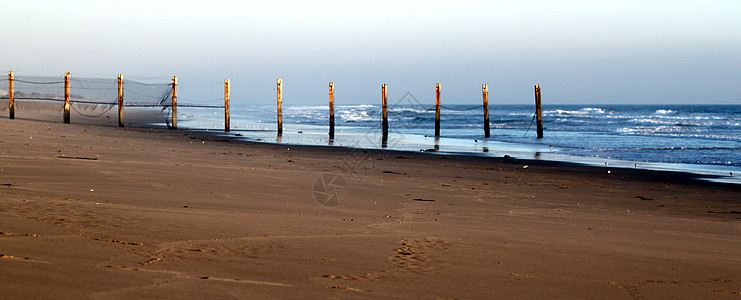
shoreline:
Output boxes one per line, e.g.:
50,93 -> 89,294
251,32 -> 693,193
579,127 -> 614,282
185,126 -> 741,187
1,117 -> 739,298
175,108 -> 741,185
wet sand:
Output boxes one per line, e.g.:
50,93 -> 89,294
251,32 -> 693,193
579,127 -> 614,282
0,117 -> 739,299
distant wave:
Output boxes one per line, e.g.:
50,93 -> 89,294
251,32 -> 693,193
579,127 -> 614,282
287,105 -> 329,110
630,118 -> 681,125
581,107 -> 607,114
654,109 -> 675,115
547,109 -> 589,115
595,146 -> 741,151
615,128 -> 741,140
339,110 -> 374,122
546,107 -> 607,116
341,104 -> 376,108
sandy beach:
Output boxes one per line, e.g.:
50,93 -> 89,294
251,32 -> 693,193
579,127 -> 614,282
0,117 -> 739,299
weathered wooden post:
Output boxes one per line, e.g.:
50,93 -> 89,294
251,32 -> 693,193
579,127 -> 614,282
277,78 -> 283,135
171,76 -> 178,129
482,84 -> 490,138
8,71 -> 14,119
382,84 -> 388,134
224,79 -> 230,132
118,74 -> 124,127
64,72 -> 71,124
535,84 -> 543,138
329,82 -> 335,139
435,83 -> 441,137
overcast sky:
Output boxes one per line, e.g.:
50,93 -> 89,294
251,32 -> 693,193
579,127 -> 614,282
2,0 -> 740,105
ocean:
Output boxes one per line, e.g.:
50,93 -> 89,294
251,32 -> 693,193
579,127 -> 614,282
177,104 -> 741,184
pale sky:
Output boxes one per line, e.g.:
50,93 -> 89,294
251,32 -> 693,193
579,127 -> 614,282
2,0 -> 740,105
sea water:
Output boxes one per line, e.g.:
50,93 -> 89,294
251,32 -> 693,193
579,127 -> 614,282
176,104 -> 741,184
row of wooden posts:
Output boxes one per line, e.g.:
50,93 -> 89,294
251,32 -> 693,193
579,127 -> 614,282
5,72 -> 544,139
279,80 -> 544,139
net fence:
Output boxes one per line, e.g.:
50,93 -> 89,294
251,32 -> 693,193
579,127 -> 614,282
0,74 -> 202,128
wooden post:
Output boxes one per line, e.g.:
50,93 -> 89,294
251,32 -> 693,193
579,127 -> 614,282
483,84 -> 490,138
224,79 -> 230,132
382,84 -> 388,134
535,84 -> 543,138
277,79 -> 283,135
329,82 -> 335,139
64,72 -> 70,124
8,71 -> 14,119
171,76 -> 177,129
118,74 -> 124,127
435,83 -> 441,137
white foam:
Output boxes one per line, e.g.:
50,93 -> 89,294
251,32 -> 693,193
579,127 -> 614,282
581,107 -> 606,114
549,109 -> 589,115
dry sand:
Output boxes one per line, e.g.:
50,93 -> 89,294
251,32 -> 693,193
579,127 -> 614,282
0,117 -> 739,299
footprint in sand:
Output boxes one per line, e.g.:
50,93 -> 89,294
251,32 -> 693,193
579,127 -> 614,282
322,238 -> 453,282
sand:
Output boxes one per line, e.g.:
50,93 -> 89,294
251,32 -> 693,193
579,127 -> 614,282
0,117 -> 739,299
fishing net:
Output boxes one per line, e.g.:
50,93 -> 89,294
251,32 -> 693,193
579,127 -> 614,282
0,74 -> 173,127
